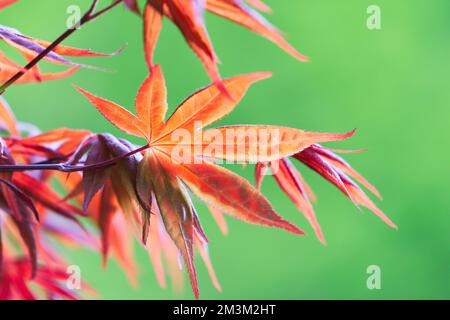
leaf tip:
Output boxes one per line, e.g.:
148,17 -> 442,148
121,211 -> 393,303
251,71 -> 272,82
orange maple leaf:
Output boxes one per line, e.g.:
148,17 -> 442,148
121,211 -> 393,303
75,65 -> 353,298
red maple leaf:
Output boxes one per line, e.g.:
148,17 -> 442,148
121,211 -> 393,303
0,0 -> 16,11
140,0 -> 307,90
256,145 -> 396,244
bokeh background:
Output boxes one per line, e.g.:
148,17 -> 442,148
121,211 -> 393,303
1,0 -> 449,299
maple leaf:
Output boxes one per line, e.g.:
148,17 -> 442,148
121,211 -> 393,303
0,20 -> 122,90
123,0 -> 141,14
0,124 -> 95,300
75,65 -> 354,298
0,141 -> 39,275
0,0 -> 398,301
58,168 -> 146,287
0,257 -> 93,300
256,144 -> 397,244
0,25 -> 118,69
141,0 -> 307,88
0,124 -> 93,277
145,205 -> 222,293
2,125 -> 91,165
57,158 -> 222,292
51,133 -> 148,284
0,96 -> 18,136
0,0 -> 16,11
245,0 -> 271,13
0,199 -> 95,300
0,51 -> 80,86
0,171 -> 84,277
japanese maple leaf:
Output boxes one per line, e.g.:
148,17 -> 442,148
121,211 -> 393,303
0,24 -> 121,89
59,165 -> 221,293
142,0 -> 307,89
244,0 -> 271,13
0,51 -> 79,86
256,145 -> 397,244
0,257 -> 92,300
56,130 -> 222,293
145,209 -> 222,293
0,203 -> 96,299
123,0 -> 140,14
0,96 -> 18,136
0,174 -> 95,300
75,65 -> 352,298
0,158 -> 85,277
12,127 -> 91,159
0,0 -> 16,10
0,25 -> 118,68
0,123 -> 91,277
0,128 -> 96,300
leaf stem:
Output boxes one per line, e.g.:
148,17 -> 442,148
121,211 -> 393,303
0,144 -> 149,173
0,0 -> 123,95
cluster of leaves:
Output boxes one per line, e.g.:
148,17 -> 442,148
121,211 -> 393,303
0,0 -> 395,299
138,0 -> 308,89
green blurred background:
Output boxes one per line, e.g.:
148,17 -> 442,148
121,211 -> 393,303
1,0 -> 449,299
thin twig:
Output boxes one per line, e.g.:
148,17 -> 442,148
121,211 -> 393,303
0,144 -> 149,173
0,0 -> 123,95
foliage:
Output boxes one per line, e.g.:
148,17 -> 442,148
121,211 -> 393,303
0,0 -> 394,299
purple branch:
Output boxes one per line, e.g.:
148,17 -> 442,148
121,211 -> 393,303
0,144 -> 149,173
